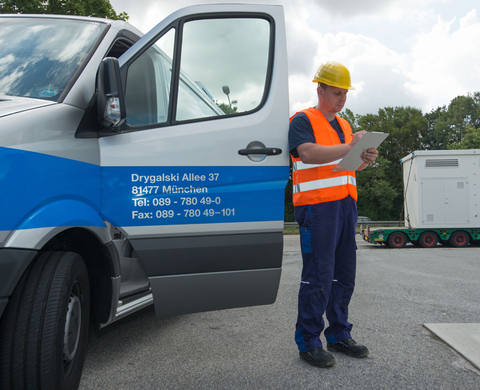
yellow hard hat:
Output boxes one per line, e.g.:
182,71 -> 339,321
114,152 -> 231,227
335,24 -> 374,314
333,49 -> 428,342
313,61 -> 355,90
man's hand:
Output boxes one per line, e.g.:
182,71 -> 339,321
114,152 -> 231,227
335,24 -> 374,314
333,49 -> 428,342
361,148 -> 378,165
351,130 -> 378,170
350,130 -> 366,146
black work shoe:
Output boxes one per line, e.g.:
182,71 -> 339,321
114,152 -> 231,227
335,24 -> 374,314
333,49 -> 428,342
299,347 -> 336,367
327,338 -> 369,358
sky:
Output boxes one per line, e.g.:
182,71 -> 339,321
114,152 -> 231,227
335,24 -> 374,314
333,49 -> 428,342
109,0 -> 480,117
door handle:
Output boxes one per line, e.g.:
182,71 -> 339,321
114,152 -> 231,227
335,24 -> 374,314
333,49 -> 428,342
238,147 -> 282,156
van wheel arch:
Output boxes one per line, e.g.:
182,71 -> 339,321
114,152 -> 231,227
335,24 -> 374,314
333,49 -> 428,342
43,228 -> 117,327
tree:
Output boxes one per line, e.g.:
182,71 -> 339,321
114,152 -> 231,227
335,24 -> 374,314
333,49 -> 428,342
0,0 -> 128,20
424,92 -> 480,150
447,125 -> 480,149
357,106 -> 427,220
361,106 -> 427,164
215,101 -> 238,115
356,156 -> 397,221
424,106 -> 450,149
339,108 -> 361,131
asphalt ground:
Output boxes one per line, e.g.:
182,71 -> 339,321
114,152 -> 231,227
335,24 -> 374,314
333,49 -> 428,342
79,235 -> 480,389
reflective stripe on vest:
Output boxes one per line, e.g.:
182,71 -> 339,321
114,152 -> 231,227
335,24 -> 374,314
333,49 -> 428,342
290,108 -> 358,206
293,175 -> 356,194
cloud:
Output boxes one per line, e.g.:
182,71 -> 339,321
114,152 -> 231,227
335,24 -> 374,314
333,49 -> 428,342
406,9 -> 480,111
284,2 -> 480,115
307,0 -> 397,18
110,0 -> 480,117
179,18 -> 271,113
286,27 -> 420,115
284,5 -> 321,77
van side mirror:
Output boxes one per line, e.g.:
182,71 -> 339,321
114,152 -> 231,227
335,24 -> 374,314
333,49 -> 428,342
97,57 -> 126,129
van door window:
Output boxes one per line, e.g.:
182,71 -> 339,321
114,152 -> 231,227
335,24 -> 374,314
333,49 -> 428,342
124,28 -> 174,127
176,18 -> 270,121
122,17 -> 272,129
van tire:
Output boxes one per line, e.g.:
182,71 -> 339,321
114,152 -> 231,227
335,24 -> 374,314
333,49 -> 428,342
0,251 -> 90,390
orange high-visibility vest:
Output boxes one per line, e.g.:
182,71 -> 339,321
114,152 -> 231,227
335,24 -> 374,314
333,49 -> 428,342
290,108 -> 358,206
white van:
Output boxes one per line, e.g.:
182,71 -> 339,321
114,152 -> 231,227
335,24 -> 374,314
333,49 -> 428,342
0,4 -> 289,388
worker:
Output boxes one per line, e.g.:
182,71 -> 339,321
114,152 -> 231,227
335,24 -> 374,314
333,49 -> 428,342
289,61 -> 378,368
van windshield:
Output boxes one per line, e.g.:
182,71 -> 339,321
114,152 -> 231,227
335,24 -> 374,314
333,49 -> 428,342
0,17 -> 105,101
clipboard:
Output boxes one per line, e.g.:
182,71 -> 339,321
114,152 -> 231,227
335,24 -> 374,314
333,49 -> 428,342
333,132 -> 389,171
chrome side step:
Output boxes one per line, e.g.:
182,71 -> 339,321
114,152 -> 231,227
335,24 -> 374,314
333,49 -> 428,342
112,292 -> 153,323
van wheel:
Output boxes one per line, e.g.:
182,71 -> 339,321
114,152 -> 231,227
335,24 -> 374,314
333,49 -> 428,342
418,231 -> 438,248
387,232 -> 408,248
0,251 -> 90,390
449,231 -> 470,247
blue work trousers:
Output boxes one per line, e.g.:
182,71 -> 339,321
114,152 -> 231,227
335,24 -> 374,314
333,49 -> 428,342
294,196 -> 357,352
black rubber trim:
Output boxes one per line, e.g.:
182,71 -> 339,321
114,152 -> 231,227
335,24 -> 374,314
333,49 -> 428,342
150,268 -> 281,317
130,232 -> 283,277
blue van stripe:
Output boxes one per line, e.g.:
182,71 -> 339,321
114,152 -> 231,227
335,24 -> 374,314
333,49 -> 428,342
0,147 -> 101,230
1,147 -> 289,230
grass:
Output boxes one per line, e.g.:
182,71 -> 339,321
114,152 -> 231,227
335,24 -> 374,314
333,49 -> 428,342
283,225 -> 299,235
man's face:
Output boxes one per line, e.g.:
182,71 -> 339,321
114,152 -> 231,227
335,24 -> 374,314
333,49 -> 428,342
318,85 -> 348,113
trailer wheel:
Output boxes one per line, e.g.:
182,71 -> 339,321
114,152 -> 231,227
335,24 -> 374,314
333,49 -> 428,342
0,251 -> 90,390
449,230 -> 470,247
418,231 -> 438,248
387,232 -> 408,248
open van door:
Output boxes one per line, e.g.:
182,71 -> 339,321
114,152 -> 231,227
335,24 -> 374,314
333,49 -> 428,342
99,4 -> 289,317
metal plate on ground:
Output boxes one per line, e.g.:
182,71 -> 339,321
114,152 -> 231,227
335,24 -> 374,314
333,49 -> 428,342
424,323 -> 480,370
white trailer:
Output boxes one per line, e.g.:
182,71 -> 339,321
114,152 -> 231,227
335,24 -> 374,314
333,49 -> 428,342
364,149 -> 480,248
402,149 -> 480,229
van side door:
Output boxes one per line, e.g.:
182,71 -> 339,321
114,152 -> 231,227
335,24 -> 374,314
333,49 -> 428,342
99,4 -> 289,317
